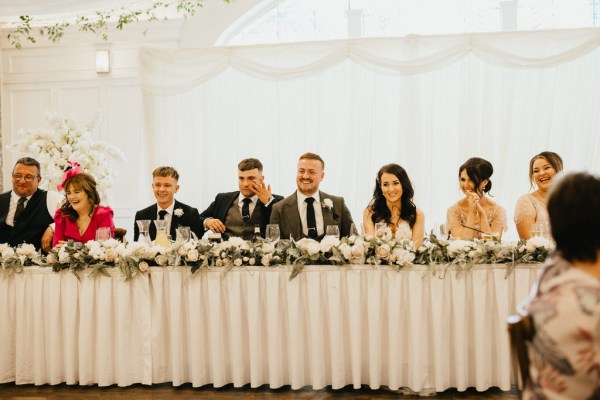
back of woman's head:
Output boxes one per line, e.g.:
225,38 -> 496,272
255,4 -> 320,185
548,172 -> 600,263
459,157 -> 493,195
528,151 -> 563,188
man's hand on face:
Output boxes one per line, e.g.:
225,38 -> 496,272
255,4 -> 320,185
252,181 -> 272,205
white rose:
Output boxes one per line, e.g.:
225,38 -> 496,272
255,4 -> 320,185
16,244 -> 37,257
375,244 -> 391,260
138,261 -> 149,272
155,254 -> 168,266
351,242 -> 365,258
105,248 -> 118,262
58,251 -> 70,263
228,237 -> 245,248
243,256 -> 249,262
216,259 -> 224,267
187,249 -> 199,262
178,246 -> 189,256
393,248 -> 415,265
46,253 -> 57,264
262,253 -> 272,266
306,241 -> 321,256
526,236 -> 552,252
261,243 -> 275,254
338,243 -> 352,260
234,258 -> 243,267
249,257 -> 256,265
240,242 -> 250,251
320,235 -> 340,252
447,240 -> 472,256
2,247 -> 16,258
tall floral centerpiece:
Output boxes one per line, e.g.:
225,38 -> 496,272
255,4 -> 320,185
9,112 -> 125,200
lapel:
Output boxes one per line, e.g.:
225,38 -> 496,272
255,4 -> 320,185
283,192 -> 303,240
170,201 -> 182,238
0,191 -> 11,224
320,191 -> 338,228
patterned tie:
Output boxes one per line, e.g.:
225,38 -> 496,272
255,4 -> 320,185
158,210 -> 168,220
305,197 -> 318,239
242,198 -> 252,223
13,197 -> 27,225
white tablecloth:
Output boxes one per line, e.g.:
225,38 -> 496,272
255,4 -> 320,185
0,264 -> 541,390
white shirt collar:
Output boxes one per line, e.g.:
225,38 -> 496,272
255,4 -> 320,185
157,201 -> 175,216
11,191 -> 32,202
238,193 -> 258,206
296,190 -> 321,205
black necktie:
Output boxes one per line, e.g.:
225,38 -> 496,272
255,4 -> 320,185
242,198 -> 252,223
158,210 -> 168,220
13,197 -> 27,225
305,197 -> 317,239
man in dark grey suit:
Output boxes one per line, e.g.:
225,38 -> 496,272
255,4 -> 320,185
270,152 -> 354,241
199,158 -> 283,240
133,166 -> 203,241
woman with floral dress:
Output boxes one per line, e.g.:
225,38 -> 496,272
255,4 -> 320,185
523,172 -> 600,399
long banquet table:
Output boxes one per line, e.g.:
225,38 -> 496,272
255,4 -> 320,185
0,264 -> 541,392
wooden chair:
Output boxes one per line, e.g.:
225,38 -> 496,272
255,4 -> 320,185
507,311 -> 534,388
114,228 -> 127,243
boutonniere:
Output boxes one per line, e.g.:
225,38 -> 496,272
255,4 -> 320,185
174,208 -> 184,217
321,198 -> 334,211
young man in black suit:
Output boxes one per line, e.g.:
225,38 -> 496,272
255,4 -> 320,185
133,166 -> 203,241
199,158 -> 283,240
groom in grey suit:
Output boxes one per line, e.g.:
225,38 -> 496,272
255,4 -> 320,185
270,152 -> 354,241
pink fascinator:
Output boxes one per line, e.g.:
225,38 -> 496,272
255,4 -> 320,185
57,161 -> 83,191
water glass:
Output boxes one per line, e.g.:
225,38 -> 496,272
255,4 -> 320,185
176,226 -> 191,242
349,223 -> 359,236
325,225 -> 340,238
266,224 -> 280,243
95,227 -> 111,242
531,222 -> 550,239
136,220 -> 151,244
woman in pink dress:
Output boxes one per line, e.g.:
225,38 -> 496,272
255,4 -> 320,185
446,157 -> 506,240
52,165 -> 114,247
514,151 -> 563,240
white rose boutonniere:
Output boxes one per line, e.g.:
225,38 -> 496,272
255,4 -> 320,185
174,208 -> 184,217
321,198 -> 334,211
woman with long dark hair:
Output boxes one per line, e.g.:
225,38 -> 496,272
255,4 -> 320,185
363,163 -> 425,247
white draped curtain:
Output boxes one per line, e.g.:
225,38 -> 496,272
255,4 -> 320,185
139,28 -> 600,239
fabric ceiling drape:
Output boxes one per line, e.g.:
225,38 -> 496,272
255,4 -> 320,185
139,28 -> 600,238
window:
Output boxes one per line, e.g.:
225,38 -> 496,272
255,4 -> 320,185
220,0 -> 599,46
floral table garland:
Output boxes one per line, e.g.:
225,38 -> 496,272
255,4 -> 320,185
0,234 -> 552,281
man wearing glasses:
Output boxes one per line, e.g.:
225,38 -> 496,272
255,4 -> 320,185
0,157 -> 63,251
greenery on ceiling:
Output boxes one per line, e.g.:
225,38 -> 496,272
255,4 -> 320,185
6,0 -> 231,49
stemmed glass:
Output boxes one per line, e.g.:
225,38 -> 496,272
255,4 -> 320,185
325,225 -> 340,239
349,223 -> 359,237
375,221 -> 388,240
136,220 -> 151,245
176,226 -> 191,242
266,224 -> 280,244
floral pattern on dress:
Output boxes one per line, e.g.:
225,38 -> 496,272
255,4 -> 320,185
523,257 -> 600,400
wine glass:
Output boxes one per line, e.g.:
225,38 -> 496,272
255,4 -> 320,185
349,223 -> 359,237
176,226 -> 191,242
266,224 -> 280,244
95,227 -> 111,243
325,225 -> 340,238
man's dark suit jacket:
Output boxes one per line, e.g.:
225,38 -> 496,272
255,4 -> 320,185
199,191 -> 283,238
133,200 -> 203,241
269,191 -> 354,241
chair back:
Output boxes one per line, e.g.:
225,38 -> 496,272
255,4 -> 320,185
114,228 -> 127,243
507,312 -> 534,387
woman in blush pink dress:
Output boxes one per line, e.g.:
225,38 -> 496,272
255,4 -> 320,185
446,157 -> 506,240
52,164 -> 114,247
514,151 -> 563,240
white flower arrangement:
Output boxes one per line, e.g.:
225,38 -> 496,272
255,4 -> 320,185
9,112 -> 126,201
1,233 -> 554,280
